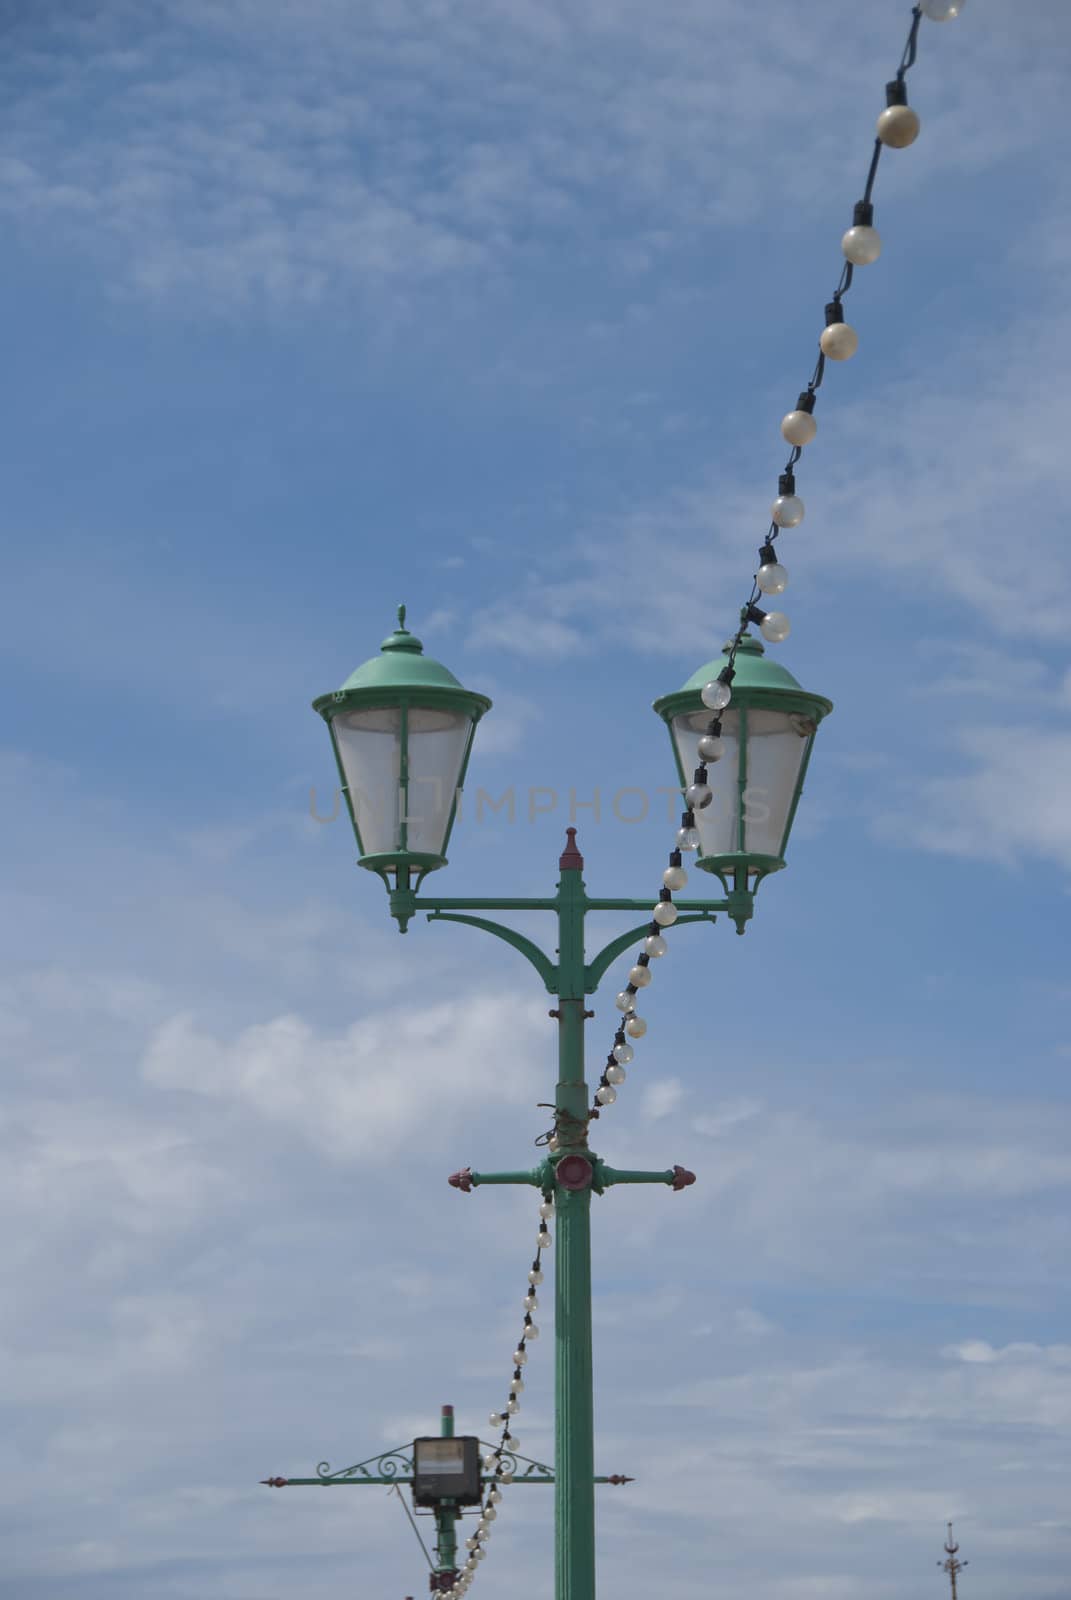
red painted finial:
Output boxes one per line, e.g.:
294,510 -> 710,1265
559,826 -> 584,870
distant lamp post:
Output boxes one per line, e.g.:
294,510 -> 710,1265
938,1523 -> 968,1600
312,605 -> 491,905
262,1402 -> 631,1596
653,630 -> 832,931
306,609 -> 831,1600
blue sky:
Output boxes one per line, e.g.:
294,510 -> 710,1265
2,1 -> 1071,1596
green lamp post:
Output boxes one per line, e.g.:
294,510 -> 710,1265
307,608 -> 831,1600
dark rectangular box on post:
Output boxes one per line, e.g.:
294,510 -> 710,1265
412,1436 -> 482,1507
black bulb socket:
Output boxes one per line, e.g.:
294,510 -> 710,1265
717,666 -> 735,686
707,717 -> 723,737
778,470 -> 796,496
852,199 -> 874,228
669,848 -> 683,868
614,1029 -> 625,1043
795,390 -> 816,414
637,953 -> 650,968
625,983 -> 637,995
681,809 -> 695,828
825,299 -> 845,327
747,602 -> 767,626
659,886 -> 673,902
647,920 -> 661,936
693,765 -> 708,784
885,78 -> 908,107
759,540 -> 778,566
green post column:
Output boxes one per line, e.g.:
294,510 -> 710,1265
435,1403 -> 458,1589
554,828 -> 596,1600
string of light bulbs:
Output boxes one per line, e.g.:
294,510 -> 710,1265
444,5 -> 964,1593
580,0 -> 962,1135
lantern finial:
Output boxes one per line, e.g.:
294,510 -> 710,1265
397,602 -> 407,629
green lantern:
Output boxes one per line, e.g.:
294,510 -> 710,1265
653,632 -> 832,899
313,606 -> 491,889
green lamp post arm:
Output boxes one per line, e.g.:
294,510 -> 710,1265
584,912 -> 719,992
597,1163 -> 697,1191
448,1165 -> 548,1190
422,911 -> 559,992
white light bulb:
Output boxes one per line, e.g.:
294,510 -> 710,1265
676,825 -> 700,852
489,1487 -> 502,1502
625,1015 -> 647,1039
539,1200 -> 554,1220
780,409 -> 817,447
615,989 -> 636,1012
503,1434 -> 518,1450
506,1397 -> 519,1414
484,1505 -> 497,1521
700,679 -> 732,711
820,321 -> 858,360
643,933 -> 666,958
510,1376 -> 524,1393
524,1292 -> 538,1311
923,0 -> 964,16
498,1468 -> 515,1484
628,963 -> 652,986
538,1229 -> 552,1249
756,561 -> 787,596
466,1537 -> 479,1551
876,103 -> 920,147
606,1063 -> 627,1085
524,1322 -> 539,1339
697,733 -> 724,763
483,1453 -> 498,1470
760,611 -> 791,644
596,1084 -> 617,1105
478,1518 -> 489,1534
613,1041 -> 635,1064
663,864 -> 687,890
652,901 -> 678,927
489,1411 -> 504,1427
771,493 -> 804,528
513,1348 -> 527,1365
527,1268 -> 542,1286
841,224 -> 882,265
685,779 -> 713,809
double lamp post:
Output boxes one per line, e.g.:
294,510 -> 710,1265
299,605 -> 831,1600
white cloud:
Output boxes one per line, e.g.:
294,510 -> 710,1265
141,991 -> 549,1159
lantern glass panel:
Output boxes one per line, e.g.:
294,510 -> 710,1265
672,706 -> 812,860
405,706 -> 472,856
333,705 -> 401,855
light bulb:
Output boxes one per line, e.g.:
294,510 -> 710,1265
697,732 -> 724,762
524,1293 -> 538,1311
596,1084 -> 617,1105
606,1063 -> 627,1085
498,1468 -> 515,1483
506,1397 -> 519,1414
781,409 -> 817,447
652,901 -> 678,927
527,1268 -> 543,1285
503,1433 -> 518,1449
663,864 -> 687,890
466,1537 -> 479,1551
625,1015 -> 647,1038
760,611 -> 791,644
524,1322 -> 539,1339
628,963 -> 652,986
613,1040 -> 635,1064
771,493 -> 804,528
510,1376 -> 524,1393
547,1134 -> 560,1152
484,1505 -> 497,1521
615,989 -> 636,1012
539,1200 -> 554,1220
513,1348 -> 528,1365
820,321 -> 858,360
643,933 -> 666,957
685,780 -> 713,809
876,103 -> 920,147
756,561 -> 787,595
676,825 -> 700,852
538,1228 -> 552,1249
700,678 -> 732,711
489,1487 -> 502,1502
489,1411 -> 504,1427
923,0 -> 964,16
841,224 -> 881,265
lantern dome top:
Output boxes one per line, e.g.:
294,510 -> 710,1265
337,604 -> 469,695
678,633 -> 804,696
